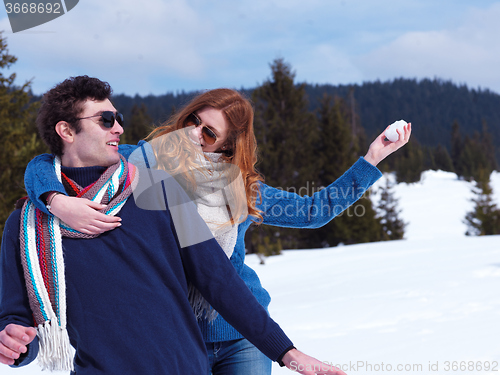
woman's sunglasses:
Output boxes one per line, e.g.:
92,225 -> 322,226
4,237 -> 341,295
186,112 -> 218,145
77,111 -> 124,128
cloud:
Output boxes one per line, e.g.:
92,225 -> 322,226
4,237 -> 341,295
4,0 -> 422,94
3,0 -> 500,95
3,0 -> 212,94
291,44 -> 363,85
355,3 -> 500,93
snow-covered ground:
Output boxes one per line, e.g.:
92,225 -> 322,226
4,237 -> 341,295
5,170 -> 500,374
257,170 -> 500,374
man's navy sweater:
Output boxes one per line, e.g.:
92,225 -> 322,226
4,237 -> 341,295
0,165 -> 292,374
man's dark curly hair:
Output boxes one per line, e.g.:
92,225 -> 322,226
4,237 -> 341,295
37,76 -> 113,156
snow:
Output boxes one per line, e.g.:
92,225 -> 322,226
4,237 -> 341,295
385,120 -> 407,142
5,170 -> 500,374
371,170 -> 476,240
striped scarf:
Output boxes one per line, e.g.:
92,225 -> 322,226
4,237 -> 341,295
19,155 -> 136,371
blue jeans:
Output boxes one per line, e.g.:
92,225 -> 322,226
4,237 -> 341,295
206,338 -> 272,375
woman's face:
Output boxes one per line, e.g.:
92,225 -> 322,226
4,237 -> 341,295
188,107 -> 230,153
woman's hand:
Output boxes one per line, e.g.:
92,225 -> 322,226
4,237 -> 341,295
49,194 -> 121,235
364,123 -> 411,167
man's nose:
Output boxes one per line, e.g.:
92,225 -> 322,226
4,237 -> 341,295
112,120 -> 124,135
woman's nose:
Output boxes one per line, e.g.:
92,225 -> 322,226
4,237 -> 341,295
189,125 -> 203,142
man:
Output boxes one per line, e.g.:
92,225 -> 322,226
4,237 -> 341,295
0,76 -> 345,375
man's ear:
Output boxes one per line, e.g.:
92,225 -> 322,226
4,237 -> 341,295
55,121 -> 75,144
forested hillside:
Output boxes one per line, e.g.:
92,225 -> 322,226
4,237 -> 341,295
111,78 -> 500,163
306,78 -> 500,151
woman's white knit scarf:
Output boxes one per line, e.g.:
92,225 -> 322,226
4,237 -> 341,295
188,152 -> 241,320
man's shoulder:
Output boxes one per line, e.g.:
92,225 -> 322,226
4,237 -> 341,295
5,208 -> 22,229
2,208 -> 22,247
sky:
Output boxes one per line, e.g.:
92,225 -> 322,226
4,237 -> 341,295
6,170 -> 500,375
1,0 -> 500,96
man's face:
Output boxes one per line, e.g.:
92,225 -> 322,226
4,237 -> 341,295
68,99 -> 123,168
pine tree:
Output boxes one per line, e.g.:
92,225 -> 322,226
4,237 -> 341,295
247,225 -> 283,257
465,171 -> 500,236
323,194 -> 382,246
478,122 -> 498,175
122,103 -> 152,144
249,58 -> 319,252
460,135 -> 476,181
317,94 -> 356,182
450,122 -> 495,181
0,32 -> 47,239
252,58 -> 319,190
433,144 -> 454,172
312,94 -> 382,247
423,145 -> 436,171
377,178 -> 406,240
453,125 -> 496,182
394,138 -> 424,183
451,121 -> 465,177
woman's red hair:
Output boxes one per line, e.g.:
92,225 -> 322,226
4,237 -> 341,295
146,88 -> 263,222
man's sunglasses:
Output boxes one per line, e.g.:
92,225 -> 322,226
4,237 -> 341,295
77,111 -> 124,128
186,112 -> 218,145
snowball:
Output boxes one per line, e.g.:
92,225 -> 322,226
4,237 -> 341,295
385,120 -> 407,142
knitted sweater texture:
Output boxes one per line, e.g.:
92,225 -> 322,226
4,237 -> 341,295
23,142 -> 382,343
3,165 -> 292,374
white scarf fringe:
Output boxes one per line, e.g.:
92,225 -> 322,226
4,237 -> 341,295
37,320 -> 74,371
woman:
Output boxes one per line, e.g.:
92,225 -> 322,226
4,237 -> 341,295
25,88 -> 411,374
